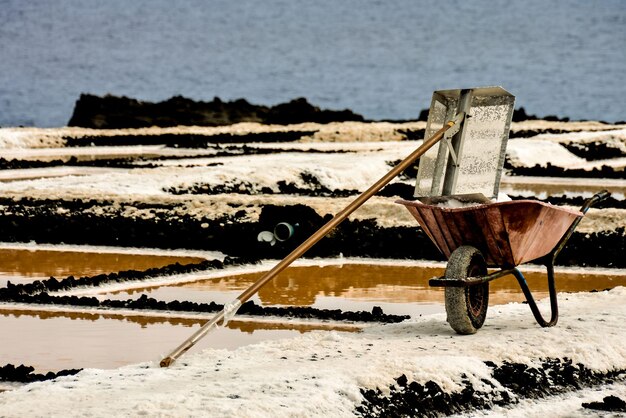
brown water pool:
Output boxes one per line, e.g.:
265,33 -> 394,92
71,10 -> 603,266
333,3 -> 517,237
0,248 -> 205,286
0,307 -> 357,372
100,263 -> 626,317
2,249 -> 624,374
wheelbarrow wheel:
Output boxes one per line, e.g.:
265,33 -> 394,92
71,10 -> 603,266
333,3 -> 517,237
444,246 -> 489,335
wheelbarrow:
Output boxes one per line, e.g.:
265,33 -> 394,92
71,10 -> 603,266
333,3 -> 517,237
397,191 -> 610,334
159,86 -> 596,366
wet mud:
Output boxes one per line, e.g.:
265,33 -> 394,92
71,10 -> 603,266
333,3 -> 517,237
356,356 -> 626,417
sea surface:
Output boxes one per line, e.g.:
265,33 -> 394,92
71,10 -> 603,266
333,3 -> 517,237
1,0 -> 625,127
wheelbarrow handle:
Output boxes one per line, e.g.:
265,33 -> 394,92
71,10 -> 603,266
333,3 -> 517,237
551,190 -> 611,262
580,190 -> 610,214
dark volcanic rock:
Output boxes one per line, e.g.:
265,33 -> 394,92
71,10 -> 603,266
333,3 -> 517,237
509,194 -> 626,210
0,270 -> 409,324
505,161 -> 625,179
66,91 -> 576,130
0,259 -> 227,296
511,107 -> 570,123
64,132 -> 317,147
68,94 -> 364,128
582,395 -> 626,412
0,364 -> 81,383
356,358 -> 625,417
512,107 -> 537,122
509,128 -> 583,139
167,172 -> 360,198
563,141 -> 626,161
0,198 -> 623,267
378,183 -> 415,199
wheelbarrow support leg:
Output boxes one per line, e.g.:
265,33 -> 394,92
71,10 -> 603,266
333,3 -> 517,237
512,266 -> 558,327
517,190 -> 611,327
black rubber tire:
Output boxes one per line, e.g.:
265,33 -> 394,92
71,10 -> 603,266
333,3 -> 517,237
444,246 -> 489,334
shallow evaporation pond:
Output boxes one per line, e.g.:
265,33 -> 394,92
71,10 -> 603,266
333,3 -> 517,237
3,262 -> 624,375
99,263 -> 626,317
501,177 -> 626,199
0,308 -> 356,372
0,247 -> 205,286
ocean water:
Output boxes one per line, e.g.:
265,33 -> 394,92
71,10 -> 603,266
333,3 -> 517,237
0,0 -> 625,127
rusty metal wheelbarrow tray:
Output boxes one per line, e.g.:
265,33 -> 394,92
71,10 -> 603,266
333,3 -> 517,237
396,198 -> 583,268
396,192 -> 609,333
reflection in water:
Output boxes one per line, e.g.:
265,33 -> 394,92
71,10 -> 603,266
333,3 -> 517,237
501,180 -> 626,200
0,248 -> 204,284
102,264 -> 626,310
0,308 -> 358,333
0,308 -> 357,372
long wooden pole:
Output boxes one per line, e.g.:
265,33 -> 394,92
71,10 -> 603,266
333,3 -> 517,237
160,115 -> 462,367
